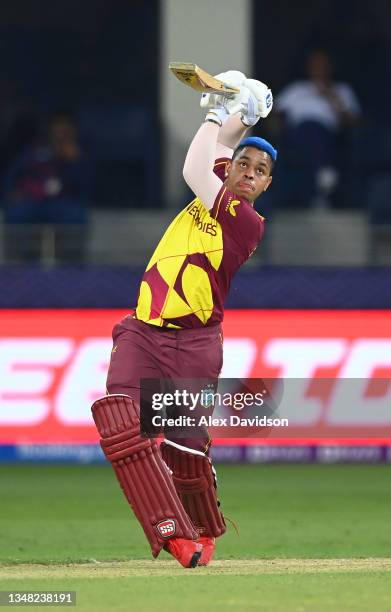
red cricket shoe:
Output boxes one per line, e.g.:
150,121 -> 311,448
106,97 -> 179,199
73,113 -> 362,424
164,538 -> 203,568
197,536 -> 216,566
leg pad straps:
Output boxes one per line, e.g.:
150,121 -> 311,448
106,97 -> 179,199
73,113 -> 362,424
161,440 -> 226,538
92,395 -> 198,557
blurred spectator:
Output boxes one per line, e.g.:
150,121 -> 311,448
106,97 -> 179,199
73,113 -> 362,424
2,112 -> 90,264
0,79 -> 39,177
275,49 -> 361,208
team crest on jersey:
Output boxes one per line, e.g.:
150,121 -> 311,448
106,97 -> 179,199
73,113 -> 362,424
156,519 -> 176,538
227,199 -> 240,217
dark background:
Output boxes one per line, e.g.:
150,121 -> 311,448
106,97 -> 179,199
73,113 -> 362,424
253,0 -> 391,210
0,0 -> 390,210
0,0 -> 159,208
0,0 -> 390,281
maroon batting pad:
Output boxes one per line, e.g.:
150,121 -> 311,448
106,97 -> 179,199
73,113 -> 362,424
161,441 -> 226,538
92,395 -> 198,557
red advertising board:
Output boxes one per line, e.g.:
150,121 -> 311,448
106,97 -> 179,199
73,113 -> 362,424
0,309 -> 390,444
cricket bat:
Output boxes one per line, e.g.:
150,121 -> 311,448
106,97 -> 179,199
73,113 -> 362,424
169,62 -> 240,95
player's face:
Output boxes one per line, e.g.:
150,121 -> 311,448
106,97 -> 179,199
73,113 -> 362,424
225,147 -> 273,202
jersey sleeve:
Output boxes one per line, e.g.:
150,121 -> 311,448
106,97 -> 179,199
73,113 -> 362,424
210,185 -> 264,256
213,158 -> 230,181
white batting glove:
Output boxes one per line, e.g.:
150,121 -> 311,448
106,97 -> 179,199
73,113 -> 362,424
200,70 -> 247,108
240,79 -> 273,126
205,107 -> 229,126
202,70 -> 247,124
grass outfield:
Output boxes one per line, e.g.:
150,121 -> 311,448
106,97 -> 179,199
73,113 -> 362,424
1,464 -> 390,610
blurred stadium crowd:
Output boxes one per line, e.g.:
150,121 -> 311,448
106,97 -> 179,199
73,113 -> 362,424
0,0 -> 390,266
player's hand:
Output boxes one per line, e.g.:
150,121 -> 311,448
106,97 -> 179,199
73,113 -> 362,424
200,70 -> 247,117
200,70 -> 246,108
240,79 -> 273,125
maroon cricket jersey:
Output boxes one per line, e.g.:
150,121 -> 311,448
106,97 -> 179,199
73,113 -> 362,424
135,158 -> 265,329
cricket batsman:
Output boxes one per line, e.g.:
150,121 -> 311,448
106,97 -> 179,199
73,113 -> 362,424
91,70 -> 277,568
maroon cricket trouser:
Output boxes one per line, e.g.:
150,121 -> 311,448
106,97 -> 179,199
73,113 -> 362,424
106,315 -> 223,453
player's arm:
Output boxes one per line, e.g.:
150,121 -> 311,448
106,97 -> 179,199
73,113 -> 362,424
183,120 -> 222,211
199,71 -> 248,159
216,114 -> 249,158
183,74 -> 274,210
183,70 -> 246,210
183,70 -> 248,210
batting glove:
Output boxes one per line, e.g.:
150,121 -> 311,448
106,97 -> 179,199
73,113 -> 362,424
240,79 -> 273,126
204,107 -> 229,126
202,70 -> 247,124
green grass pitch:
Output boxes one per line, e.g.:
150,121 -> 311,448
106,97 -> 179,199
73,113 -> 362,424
1,464 -> 390,611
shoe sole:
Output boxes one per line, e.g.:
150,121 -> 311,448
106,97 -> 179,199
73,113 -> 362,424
189,549 -> 202,568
